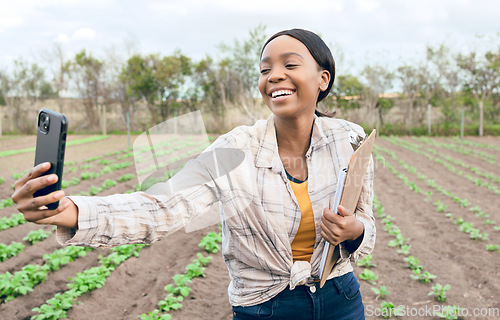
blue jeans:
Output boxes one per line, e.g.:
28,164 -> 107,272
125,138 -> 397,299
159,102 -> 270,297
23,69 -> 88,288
232,272 -> 364,320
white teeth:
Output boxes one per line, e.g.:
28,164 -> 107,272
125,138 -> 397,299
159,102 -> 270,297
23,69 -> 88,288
271,90 -> 294,98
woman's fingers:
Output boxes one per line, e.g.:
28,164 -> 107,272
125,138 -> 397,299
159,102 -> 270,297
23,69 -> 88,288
13,173 -> 58,204
17,189 -> 65,214
29,198 -> 71,225
14,162 -> 51,191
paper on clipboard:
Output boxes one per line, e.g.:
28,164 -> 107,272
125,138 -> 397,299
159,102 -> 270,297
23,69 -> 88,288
319,129 -> 376,288
318,167 -> 347,279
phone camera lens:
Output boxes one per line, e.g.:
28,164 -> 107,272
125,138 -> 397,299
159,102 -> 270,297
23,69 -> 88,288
40,113 -> 47,122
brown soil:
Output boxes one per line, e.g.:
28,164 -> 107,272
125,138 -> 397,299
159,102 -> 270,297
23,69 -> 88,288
1,135 -> 499,320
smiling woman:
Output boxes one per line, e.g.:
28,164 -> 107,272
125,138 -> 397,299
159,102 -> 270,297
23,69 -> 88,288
12,28 -> 374,320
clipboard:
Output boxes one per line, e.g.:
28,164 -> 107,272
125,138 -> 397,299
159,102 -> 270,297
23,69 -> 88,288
319,129 -> 376,288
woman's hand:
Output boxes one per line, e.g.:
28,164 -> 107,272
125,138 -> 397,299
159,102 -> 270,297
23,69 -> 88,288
11,162 -> 78,228
320,205 -> 364,247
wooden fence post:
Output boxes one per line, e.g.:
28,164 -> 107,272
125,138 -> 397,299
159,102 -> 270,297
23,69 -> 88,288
478,101 -> 483,137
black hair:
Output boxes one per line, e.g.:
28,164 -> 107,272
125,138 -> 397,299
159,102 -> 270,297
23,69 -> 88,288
261,28 -> 336,117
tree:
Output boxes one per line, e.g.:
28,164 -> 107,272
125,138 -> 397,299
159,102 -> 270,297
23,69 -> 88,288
0,59 -> 53,133
397,65 -> 420,126
360,65 -> 394,127
332,74 -> 363,111
69,49 -> 103,130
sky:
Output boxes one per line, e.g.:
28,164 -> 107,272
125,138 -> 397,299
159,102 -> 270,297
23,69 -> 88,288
0,0 -> 499,76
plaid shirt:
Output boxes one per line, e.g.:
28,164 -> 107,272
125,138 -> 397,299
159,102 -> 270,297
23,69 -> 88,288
58,114 -> 375,307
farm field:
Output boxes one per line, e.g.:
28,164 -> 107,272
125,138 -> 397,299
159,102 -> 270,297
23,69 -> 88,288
0,135 -> 499,319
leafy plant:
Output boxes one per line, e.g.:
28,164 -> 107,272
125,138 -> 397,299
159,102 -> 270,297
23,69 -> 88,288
357,255 -> 376,268
198,231 -> 222,253
403,256 -> 422,271
396,244 -> 411,256
158,293 -> 183,312
435,305 -> 464,320
380,301 -> 404,319
359,269 -> 378,284
486,244 -> 499,252
410,269 -> 436,283
0,242 -> 25,262
429,283 -> 451,302
372,285 -> 390,299
23,229 -> 51,244
165,274 -> 192,297
140,309 -> 172,320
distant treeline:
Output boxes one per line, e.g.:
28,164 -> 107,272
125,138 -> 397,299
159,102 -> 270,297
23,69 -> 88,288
0,25 -> 498,135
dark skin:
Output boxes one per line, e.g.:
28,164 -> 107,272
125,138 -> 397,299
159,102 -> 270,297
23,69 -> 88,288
12,35 -> 364,252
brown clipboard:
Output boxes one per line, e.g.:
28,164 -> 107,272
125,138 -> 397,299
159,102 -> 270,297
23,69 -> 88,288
319,129 -> 376,288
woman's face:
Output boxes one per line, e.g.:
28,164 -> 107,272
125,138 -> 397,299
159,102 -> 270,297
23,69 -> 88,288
258,35 -> 330,119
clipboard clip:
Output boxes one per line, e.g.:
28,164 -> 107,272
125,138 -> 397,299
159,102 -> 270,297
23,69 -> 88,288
349,131 -> 367,152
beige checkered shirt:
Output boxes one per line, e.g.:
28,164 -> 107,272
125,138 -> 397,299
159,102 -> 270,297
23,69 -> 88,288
58,114 -> 375,307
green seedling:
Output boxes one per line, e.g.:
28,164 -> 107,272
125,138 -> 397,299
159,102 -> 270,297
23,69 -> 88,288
435,305 -> 464,320
425,191 -> 433,202
357,255 -> 376,268
23,229 -> 51,245
396,244 -> 411,255
403,256 -> 422,271
198,231 -> 222,253
410,269 -> 436,283
434,200 -> 447,213
429,283 -> 451,302
388,234 -> 408,248
158,293 -> 183,312
486,244 -> 499,252
372,286 -> 390,299
380,301 -> 404,319
359,269 -> 378,284
0,242 -> 25,262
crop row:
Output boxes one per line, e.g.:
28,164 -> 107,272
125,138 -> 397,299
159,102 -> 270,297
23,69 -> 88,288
31,244 -> 146,320
374,146 -> 499,252
140,230 -> 222,320
448,137 -> 500,152
413,136 -> 499,167
364,197 -> 461,319
0,229 -> 52,262
385,137 -> 500,196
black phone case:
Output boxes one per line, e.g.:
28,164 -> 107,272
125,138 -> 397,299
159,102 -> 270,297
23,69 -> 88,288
33,108 -> 68,210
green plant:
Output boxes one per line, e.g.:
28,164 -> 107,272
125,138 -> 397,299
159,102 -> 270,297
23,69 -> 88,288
140,310 -> 172,320
165,274 -> 192,297
0,242 -> 25,262
403,256 -> 422,271
357,255 -> 376,268
435,305 -> 464,320
380,301 -> 404,319
429,283 -> 451,302
486,244 -> 499,252
198,231 -> 222,253
359,269 -> 378,284
410,269 -> 436,283
101,179 -> 117,190
23,229 -> 51,244
158,293 -> 183,312
372,285 -> 390,299
396,244 -> 411,255
118,173 -> 136,182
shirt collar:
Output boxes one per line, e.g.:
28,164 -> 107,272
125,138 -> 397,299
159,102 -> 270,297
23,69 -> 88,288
255,113 -> 327,169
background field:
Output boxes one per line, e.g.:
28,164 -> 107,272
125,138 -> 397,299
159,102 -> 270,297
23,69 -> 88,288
0,134 -> 499,319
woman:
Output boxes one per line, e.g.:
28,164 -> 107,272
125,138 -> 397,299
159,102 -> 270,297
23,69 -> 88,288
12,29 -> 374,320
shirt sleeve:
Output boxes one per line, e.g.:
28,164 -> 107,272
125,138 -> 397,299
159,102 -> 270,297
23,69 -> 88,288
56,156 -> 225,247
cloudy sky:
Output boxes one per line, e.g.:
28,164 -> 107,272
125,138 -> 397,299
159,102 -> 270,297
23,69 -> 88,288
1,0 -> 498,75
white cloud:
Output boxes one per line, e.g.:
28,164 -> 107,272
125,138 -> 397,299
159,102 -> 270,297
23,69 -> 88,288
356,0 -> 380,13
148,0 -> 343,15
55,33 -> 70,43
72,27 -> 96,40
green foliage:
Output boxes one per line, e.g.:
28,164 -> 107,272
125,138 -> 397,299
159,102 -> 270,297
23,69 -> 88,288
486,244 -> 499,252
0,197 -> 14,209
410,269 -> 437,283
0,242 -> 25,262
357,255 -> 376,268
23,229 -> 51,245
359,269 -> 378,284
198,231 -> 222,253
140,310 -> 172,320
372,286 -> 390,299
0,213 -> 26,231
435,305 -> 464,320
429,283 -> 451,302
380,301 -> 404,319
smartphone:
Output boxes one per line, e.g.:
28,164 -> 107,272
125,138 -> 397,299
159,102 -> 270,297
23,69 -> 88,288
33,108 -> 68,210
